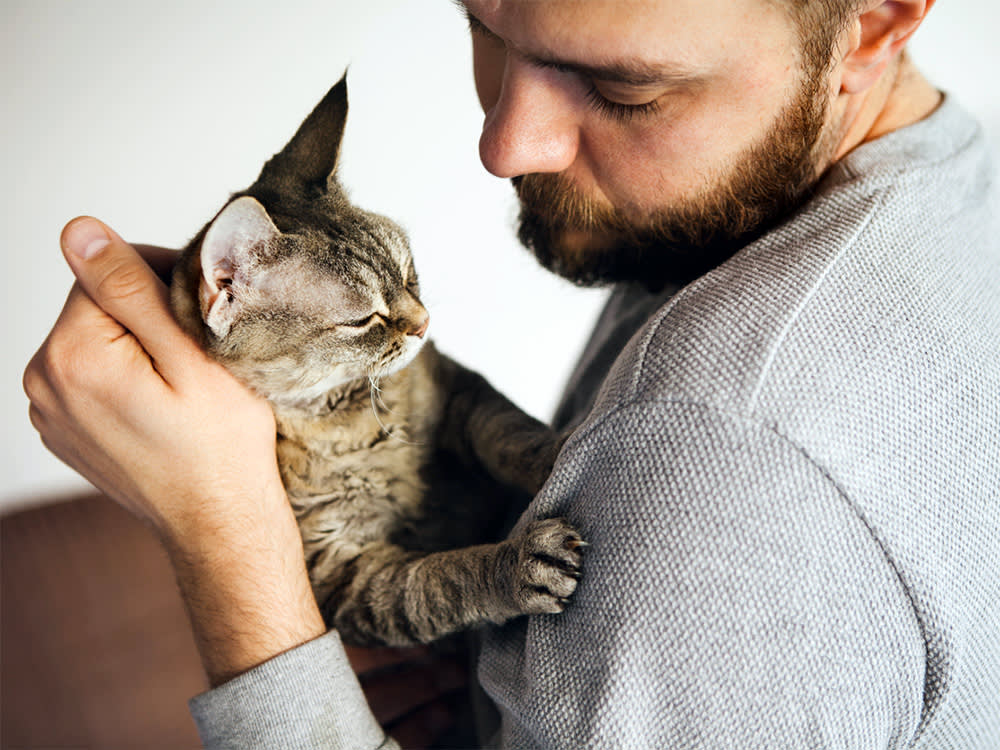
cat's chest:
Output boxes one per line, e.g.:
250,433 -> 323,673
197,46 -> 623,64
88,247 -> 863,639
277,421 -> 430,549
278,427 -> 422,493
274,389 -> 432,512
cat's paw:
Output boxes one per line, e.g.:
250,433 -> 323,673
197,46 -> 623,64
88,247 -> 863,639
511,518 -> 585,615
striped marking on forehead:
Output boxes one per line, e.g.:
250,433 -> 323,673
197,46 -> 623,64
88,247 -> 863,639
369,220 -> 412,270
335,222 -> 413,295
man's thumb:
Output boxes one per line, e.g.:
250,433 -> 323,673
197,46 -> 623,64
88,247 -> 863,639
62,216 -> 114,260
59,216 -> 193,373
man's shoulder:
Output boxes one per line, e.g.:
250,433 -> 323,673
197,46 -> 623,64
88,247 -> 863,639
588,95 -> 998,427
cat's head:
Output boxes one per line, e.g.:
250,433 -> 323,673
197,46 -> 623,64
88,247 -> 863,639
173,75 -> 429,408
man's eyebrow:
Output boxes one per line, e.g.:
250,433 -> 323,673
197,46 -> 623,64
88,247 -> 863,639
537,55 -> 705,88
454,1 -> 705,88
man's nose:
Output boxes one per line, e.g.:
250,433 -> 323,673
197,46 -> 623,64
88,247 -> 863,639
478,57 -> 580,179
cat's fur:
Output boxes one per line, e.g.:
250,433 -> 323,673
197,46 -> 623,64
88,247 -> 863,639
170,75 -> 583,647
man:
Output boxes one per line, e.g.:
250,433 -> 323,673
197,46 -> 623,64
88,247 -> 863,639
24,0 -> 1000,746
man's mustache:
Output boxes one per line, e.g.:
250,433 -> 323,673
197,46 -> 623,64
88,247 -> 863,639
512,173 -> 630,234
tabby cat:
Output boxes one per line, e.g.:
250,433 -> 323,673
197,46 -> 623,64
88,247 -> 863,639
170,75 -> 583,647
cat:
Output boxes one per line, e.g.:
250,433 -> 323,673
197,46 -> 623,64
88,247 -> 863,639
169,74 -> 583,647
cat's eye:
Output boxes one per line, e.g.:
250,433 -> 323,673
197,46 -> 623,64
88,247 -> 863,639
341,314 -> 377,329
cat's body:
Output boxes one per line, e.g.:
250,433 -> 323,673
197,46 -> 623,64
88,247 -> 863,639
170,76 -> 582,647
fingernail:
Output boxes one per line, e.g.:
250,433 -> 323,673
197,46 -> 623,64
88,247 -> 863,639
63,218 -> 111,259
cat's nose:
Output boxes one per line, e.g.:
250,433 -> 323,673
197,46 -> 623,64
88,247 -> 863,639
409,314 -> 430,339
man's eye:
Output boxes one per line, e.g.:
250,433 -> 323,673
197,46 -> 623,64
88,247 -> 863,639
584,83 -> 662,123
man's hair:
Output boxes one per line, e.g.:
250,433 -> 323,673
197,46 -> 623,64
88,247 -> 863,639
780,0 -> 868,74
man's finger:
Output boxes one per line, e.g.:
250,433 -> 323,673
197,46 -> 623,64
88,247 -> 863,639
59,216 -> 198,382
132,243 -> 181,283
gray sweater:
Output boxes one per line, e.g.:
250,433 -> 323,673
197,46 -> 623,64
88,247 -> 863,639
191,96 -> 1000,748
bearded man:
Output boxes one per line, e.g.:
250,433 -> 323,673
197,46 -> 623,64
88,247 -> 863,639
23,0 -> 1000,747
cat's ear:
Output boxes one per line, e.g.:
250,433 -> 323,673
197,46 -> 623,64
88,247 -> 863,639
199,196 -> 280,337
256,72 -> 349,193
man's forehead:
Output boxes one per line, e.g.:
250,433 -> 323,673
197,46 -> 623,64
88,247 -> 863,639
459,0 -> 772,31
458,0 -> 789,77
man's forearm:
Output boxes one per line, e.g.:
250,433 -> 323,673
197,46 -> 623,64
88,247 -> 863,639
165,495 -> 326,687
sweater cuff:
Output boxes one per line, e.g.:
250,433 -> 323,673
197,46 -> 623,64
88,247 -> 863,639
189,629 -> 396,750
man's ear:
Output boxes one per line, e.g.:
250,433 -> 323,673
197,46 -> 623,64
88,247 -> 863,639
840,0 -> 937,94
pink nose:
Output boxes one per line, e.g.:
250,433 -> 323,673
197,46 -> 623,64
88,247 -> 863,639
410,315 -> 430,339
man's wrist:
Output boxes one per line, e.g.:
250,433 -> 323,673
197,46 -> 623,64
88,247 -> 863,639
165,497 -> 326,687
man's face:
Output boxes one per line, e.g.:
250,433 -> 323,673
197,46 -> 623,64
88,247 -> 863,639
462,0 -> 842,286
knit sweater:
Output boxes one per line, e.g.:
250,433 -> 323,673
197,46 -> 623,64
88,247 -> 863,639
190,96 -> 1000,749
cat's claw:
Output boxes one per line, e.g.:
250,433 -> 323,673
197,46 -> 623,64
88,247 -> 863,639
513,518 -> 585,615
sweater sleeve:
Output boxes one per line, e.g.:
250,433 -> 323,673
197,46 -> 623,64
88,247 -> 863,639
188,629 -> 398,750
479,400 -> 928,748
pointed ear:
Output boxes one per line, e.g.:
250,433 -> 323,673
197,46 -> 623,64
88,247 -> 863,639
840,0 -> 936,94
255,72 -> 349,192
199,196 -> 280,337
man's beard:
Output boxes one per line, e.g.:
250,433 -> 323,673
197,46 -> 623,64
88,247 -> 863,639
513,67 -> 833,289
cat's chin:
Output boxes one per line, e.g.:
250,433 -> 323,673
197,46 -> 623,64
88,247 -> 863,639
374,336 -> 427,381
264,364 -> 368,410
263,337 -> 428,411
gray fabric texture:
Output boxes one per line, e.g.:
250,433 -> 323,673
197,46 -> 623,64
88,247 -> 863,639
189,630 -> 396,749
190,96 -> 1000,748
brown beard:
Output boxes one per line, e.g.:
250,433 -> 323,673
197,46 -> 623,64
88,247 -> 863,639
513,65 -> 832,289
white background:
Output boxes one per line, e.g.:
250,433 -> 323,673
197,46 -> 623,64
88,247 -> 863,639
4,0 -> 999,512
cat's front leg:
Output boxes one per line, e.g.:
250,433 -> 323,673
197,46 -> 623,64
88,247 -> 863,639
433,352 -> 566,496
318,518 -> 584,647
496,517 -> 586,616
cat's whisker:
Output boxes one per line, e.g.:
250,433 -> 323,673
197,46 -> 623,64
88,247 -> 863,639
367,375 -> 383,414
369,372 -> 400,416
375,386 -> 393,415
368,374 -> 422,446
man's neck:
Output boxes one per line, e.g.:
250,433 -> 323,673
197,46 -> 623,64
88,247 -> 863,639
833,52 -> 943,162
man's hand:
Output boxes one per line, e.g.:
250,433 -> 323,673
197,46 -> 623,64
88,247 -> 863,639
24,217 -> 325,685
24,217 -> 281,539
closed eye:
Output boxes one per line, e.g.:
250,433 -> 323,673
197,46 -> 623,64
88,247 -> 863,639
584,83 -> 662,123
458,1 -> 697,126
340,314 -> 378,329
